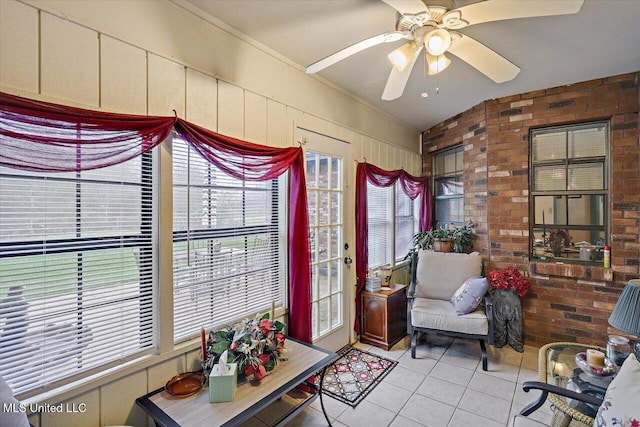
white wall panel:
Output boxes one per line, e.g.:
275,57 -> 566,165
100,370 -> 148,427
40,389 -> 99,427
218,81 -> 244,139
244,91 -> 267,144
148,54 -> 185,117
147,357 -> 186,392
0,1 -> 38,92
41,13 -> 98,106
186,68 -> 217,130
100,35 -> 147,114
266,99 -> 287,147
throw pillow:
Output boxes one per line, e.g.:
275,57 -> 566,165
595,353 -> 640,427
449,276 -> 488,315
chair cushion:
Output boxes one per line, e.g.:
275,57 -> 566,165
595,353 -> 640,427
450,276 -> 488,315
414,250 -> 482,300
411,298 -> 488,335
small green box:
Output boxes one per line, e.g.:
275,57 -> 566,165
209,363 -> 237,403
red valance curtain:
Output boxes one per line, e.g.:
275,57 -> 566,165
0,92 -> 176,171
0,92 -> 312,343
354,162 -> 431,334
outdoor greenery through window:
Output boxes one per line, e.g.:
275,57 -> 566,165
0,154 -> 154,396
367,181 -> 418,269
172,137 -> 286,342
432,146 -> 464,229
530,122 -> 608,262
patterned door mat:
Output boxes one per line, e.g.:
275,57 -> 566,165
321,346 -> 398,407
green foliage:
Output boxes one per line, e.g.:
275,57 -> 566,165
410,222 -> 476,254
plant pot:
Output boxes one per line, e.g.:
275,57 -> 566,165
492,288 -> 523,352
433,238 -> 453,253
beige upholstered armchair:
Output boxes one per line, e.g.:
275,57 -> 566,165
407,250 -> 494,371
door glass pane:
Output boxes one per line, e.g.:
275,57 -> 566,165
307,150 -> 344,340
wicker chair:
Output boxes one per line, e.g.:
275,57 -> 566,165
514,381 -> 601,427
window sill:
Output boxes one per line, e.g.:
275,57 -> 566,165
528,260 -> 613,282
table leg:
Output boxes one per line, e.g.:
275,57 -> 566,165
318,365 -> 332,426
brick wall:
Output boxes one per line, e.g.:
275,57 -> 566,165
421,72 -> 640,347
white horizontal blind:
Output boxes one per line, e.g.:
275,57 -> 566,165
395,182 -> 416,261
172,138 -> 284,342
0,156 -> 154,396
367,182 -> 392,269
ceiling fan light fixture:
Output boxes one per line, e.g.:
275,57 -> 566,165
424,29 -> 452,56
426,53 -> 451,75
387,42 -> 417,72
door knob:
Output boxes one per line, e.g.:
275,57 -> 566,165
344,256 -> 352,265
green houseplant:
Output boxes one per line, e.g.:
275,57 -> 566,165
410,222 -> 476,254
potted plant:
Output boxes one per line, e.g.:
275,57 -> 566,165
412,227 -> 454,252
451,222 -> 476,254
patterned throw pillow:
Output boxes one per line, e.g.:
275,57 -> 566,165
449,276 -> 488,315
595,353 -> 640,427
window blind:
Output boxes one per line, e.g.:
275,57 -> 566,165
172,138 -> 285,342
0,156 -> 154,396
395,182 -> 416,261
367,182 -> 392,268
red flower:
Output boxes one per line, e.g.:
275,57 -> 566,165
259,319 -> 272,332
488,267 -> 530,297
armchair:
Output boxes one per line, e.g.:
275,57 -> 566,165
407,250 -> 494,371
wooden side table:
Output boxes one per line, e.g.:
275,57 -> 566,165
360,284 -> 407,350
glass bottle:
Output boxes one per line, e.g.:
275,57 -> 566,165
606,335 -> 630,366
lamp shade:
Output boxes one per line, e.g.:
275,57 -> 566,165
387,42 -> 417,72
608,279 -> 640,336
424,29 -> 452,56
426,53 -> 451,75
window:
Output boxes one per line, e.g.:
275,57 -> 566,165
432,146 -> 464,229
0,155 -> 154,396
367,181 -> 418,269
172,137 -> 286,341
530,122 -> 608,261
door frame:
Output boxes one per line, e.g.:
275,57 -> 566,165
294,124 -> 356,350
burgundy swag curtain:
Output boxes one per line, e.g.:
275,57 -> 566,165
354,162 -> 431,335
0,92 -> 312,344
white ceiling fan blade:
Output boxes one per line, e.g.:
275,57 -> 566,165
381,0 -> 428,15
306,31 -> 408,74
447,34 -> 520,83
382,46 -> 422,101
454,0 -> 584,27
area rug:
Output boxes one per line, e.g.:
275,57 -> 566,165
321,346 -> 398,407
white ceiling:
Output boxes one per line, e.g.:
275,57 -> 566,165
182,0 -> 640,130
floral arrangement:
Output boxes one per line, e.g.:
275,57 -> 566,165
488,266 -> 531,297
202,313 -> 286,381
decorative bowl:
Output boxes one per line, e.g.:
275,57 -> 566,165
575,352 -> 617,377
165,371 -> 206,397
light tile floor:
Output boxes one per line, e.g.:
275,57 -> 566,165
287,335 -> 555,427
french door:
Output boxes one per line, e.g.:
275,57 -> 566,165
298,128 -> 352,351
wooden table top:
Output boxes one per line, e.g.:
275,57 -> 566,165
137,338 -> 335,427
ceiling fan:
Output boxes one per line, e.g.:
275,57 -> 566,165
305,0 -> 584,100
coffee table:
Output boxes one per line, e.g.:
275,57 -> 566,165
137,338 -> 336,426
539,342 -> 609,427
